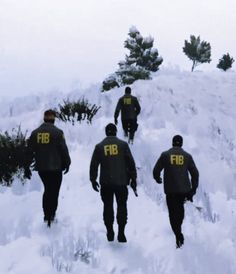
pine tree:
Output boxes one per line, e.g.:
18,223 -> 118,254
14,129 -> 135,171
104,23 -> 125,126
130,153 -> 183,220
183,35 -> 211,71
217,53 -> 234,71
102,26 -> 163,91
116,61 -> 150,85
123,26 -> 163,73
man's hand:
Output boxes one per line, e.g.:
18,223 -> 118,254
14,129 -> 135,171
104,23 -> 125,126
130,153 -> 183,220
130,179 -> 138,197
130,179 -> 137,190
185,189 -> 196,202
155,177 -> 162,184
91,181 -> 99,192
63,166 -> 70,174
24,168 -> 32,179
114,118 -> 118,125
185,193 -> 193,202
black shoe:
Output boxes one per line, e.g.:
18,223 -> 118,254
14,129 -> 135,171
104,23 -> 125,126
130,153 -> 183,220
106,225 -> 114,241
107,230 -> 115,241
176,233 -> 184,248
44,214 -> 55,227
117,232 -> 127,243
47,219 -> 51,228
44,215 -> 50,222
50,214 -> 55,222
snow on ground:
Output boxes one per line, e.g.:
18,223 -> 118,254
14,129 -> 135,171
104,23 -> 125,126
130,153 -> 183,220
0,68 -> 236,273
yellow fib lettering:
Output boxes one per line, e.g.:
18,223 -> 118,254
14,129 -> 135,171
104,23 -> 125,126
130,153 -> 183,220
178,155 -> 184,165
111,145 -> 118,155
37,133 -> 50,144
104,144 -> 119,156
124,98 -> 132,105
170,155 -> 184,165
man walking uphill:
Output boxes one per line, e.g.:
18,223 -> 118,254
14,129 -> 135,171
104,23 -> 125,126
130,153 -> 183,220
114,86 -> 141,144
153,135 -> 199,248
28,110 -> 71,227
90,123 -> 137,242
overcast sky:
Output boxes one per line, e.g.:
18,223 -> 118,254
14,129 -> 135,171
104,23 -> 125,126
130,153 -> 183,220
0,0 -> 235,98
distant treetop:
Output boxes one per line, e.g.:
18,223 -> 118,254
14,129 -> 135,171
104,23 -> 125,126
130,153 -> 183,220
183,35 -> 211,71
217,53 -> 235,71
102,26 -> 163,91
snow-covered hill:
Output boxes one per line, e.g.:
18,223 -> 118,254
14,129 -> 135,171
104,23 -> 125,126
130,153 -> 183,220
0,69 -> 236,274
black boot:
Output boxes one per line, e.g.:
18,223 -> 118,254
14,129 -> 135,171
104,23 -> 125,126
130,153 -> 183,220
44,214 -> 55,228
176,233 -> 184,248
118,224 -> 127,243
129,132 -> 134,144
128,138 -> 134,145
50,213 -> 55,222
106,225 -> 115,242
47,219 -> 51,228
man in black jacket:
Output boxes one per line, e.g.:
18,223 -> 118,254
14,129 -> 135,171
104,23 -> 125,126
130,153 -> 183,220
90,123 -> 137,242
114,86 -> 141,144
28,110 -> 71,226
153,135 -> 199,248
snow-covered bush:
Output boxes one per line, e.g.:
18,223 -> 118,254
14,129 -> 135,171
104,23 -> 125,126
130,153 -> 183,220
102,74 -> 119,91
102,26 -> 163,91
217,53 -> 235,71
40,231 -> 98,272
183,35 -> 211,71
55,98 -> 100,125
116,62 -> 150,85
0,127 -> 30,186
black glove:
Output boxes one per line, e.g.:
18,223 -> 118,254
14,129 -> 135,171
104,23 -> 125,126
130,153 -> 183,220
91,181 -> 99,192
130,179 -> 137,190
114,118 -> 118,125
130,179 -> 138,197
185,193 -> 193,202
185,189 -> 196,202
155,177 -> 162,184
63,166 -> 70,174
24,168 -> 32,180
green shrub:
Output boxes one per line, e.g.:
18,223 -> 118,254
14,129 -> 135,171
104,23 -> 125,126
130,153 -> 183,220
55,98 -> 100,125
183,35 -> 211,71
0,127 -> 30,186
217,53 -> 235,71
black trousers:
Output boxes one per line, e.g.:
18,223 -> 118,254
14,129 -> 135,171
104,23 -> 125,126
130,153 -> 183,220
166,194 -> 186,236
100,185 -> 128,228
121,119 -> 138,140
38,171 -> 63,219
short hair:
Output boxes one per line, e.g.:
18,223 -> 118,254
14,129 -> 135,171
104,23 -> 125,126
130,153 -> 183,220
125,86 -> 131,94
172,135 -> 183,147
105,123 -> 117,136
44,109 -> 56,123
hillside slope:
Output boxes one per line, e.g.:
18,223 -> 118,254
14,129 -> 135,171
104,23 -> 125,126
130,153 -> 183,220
0,69 -> 236,274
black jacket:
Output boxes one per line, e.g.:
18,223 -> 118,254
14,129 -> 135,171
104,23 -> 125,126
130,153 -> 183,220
114,94 -> 141,121
90,136 -> 136,186
28,123 -> 71,171
153,147 -> 199,194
